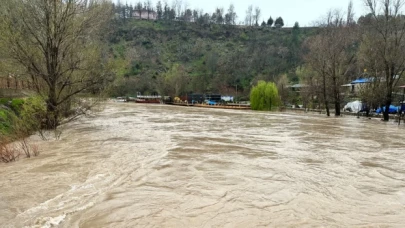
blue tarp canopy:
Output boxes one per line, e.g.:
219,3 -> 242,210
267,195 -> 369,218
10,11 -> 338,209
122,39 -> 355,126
351,78 -> 373,84
206,100 -> 217,105
376,105 -> 399,114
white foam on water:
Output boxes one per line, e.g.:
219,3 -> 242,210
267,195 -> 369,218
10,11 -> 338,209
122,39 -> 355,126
25,202 -> 95,228
23,214 -> 66,228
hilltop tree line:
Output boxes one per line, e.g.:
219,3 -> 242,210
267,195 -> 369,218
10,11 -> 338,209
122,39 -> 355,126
114,0 -> 285,27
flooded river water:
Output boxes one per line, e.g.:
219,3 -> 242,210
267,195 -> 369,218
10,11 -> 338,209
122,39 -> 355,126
1,103 -> 405,227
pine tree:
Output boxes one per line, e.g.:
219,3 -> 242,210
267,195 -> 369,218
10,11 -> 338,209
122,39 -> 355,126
267,16 -> 273,26
275,17 -> 284,28
156,1 -> 163,20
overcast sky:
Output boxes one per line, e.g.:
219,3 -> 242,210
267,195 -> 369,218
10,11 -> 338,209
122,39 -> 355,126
118,0 -> 368,27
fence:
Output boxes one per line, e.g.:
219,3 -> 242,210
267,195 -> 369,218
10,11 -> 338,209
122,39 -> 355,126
0,77 -> 33,90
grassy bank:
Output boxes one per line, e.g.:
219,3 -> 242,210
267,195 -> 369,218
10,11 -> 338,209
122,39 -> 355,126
0,97 -> 45,163
0,98 -> 23,136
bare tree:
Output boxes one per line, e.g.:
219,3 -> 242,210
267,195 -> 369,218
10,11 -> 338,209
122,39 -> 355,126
359,0 -> 405,121
0,0 -> 114,129
254,7 -> 261,26
245,5 -> 253,26
173,0 -> 182,20
347,0 -> 355,25
182,0 -> 189,19
277,74 -> 289,106
305,9 -> 357,116
145,0 -> 153,19
305,35 -> 331,116
227,4 -> 237,25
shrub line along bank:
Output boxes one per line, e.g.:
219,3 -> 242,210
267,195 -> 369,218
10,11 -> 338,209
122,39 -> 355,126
0,97 -> 45,163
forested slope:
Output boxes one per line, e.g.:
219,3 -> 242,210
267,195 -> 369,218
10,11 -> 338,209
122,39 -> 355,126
107,19 -> 318,98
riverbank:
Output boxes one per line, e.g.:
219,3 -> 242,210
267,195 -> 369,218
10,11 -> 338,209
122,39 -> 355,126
152,102 -> 405,122
284,107 -> 405,121
0,97 -> 46,162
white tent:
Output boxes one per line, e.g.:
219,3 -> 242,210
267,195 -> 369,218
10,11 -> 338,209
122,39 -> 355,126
344,100 -> 363,113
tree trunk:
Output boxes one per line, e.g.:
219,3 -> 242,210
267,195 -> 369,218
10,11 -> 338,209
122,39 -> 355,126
383,91 -> 392,121
334,100 -> 340,116
332,74 -> 340,116
45,88 -> 58,130
322,73 -> 330,116
45,101 -> 58,130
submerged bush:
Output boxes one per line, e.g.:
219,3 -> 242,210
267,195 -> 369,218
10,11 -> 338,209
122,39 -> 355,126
0,141 -> 20,163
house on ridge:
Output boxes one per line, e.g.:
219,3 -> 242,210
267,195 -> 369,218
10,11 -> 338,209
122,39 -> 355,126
132,9 -> 157,20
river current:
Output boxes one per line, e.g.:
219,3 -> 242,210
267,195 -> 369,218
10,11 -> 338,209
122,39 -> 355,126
1,103 -> 405,227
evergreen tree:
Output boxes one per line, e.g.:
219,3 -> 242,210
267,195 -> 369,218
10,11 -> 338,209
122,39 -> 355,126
275,17 -> 284,28
227,4 -> 237,25
128,4 -> 134,18
267,16 -> 273,26
156,1 -> 163,20
122,3 -> 127,22
169,8 -> 176,20
163,2 -> 169,20
184,9 -> 192,22
261,21 -> 266,27
192,9 -> 199,22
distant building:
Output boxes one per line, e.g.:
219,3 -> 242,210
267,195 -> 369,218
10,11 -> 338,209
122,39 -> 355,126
287,84 -> 307,92
132,10 -> 157,20
341,78 -> 374,96
221,96 -> 234,102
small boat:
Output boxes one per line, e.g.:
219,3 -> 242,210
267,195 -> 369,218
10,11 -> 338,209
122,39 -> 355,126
115,97 -> 127,102
135,95 -> 161,104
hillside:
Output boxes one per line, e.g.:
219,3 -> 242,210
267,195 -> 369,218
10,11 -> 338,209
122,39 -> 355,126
107,19 -> 318,99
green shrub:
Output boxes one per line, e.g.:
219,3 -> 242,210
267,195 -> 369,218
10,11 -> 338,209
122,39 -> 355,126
10,99 -> 25,114
0,109 -> 17,136
239,32 -> 249,41
0,98 -> 11,106
16,96 -> 46,135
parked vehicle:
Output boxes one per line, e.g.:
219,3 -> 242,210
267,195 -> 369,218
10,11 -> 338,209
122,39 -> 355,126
115,97 -> 127,102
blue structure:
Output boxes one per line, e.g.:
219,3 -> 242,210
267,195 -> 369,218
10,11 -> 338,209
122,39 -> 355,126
351,78 -> 373,84
376,105 -> 399,114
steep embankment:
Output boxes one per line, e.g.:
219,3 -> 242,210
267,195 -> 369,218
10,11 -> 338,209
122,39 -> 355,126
107,20 -> 318,98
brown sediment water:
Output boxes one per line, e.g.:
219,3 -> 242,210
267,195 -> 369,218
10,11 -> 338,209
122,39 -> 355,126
1,102 -> 405,227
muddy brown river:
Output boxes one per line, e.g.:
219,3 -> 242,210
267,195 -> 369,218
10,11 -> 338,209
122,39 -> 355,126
1,103 -> 405,227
